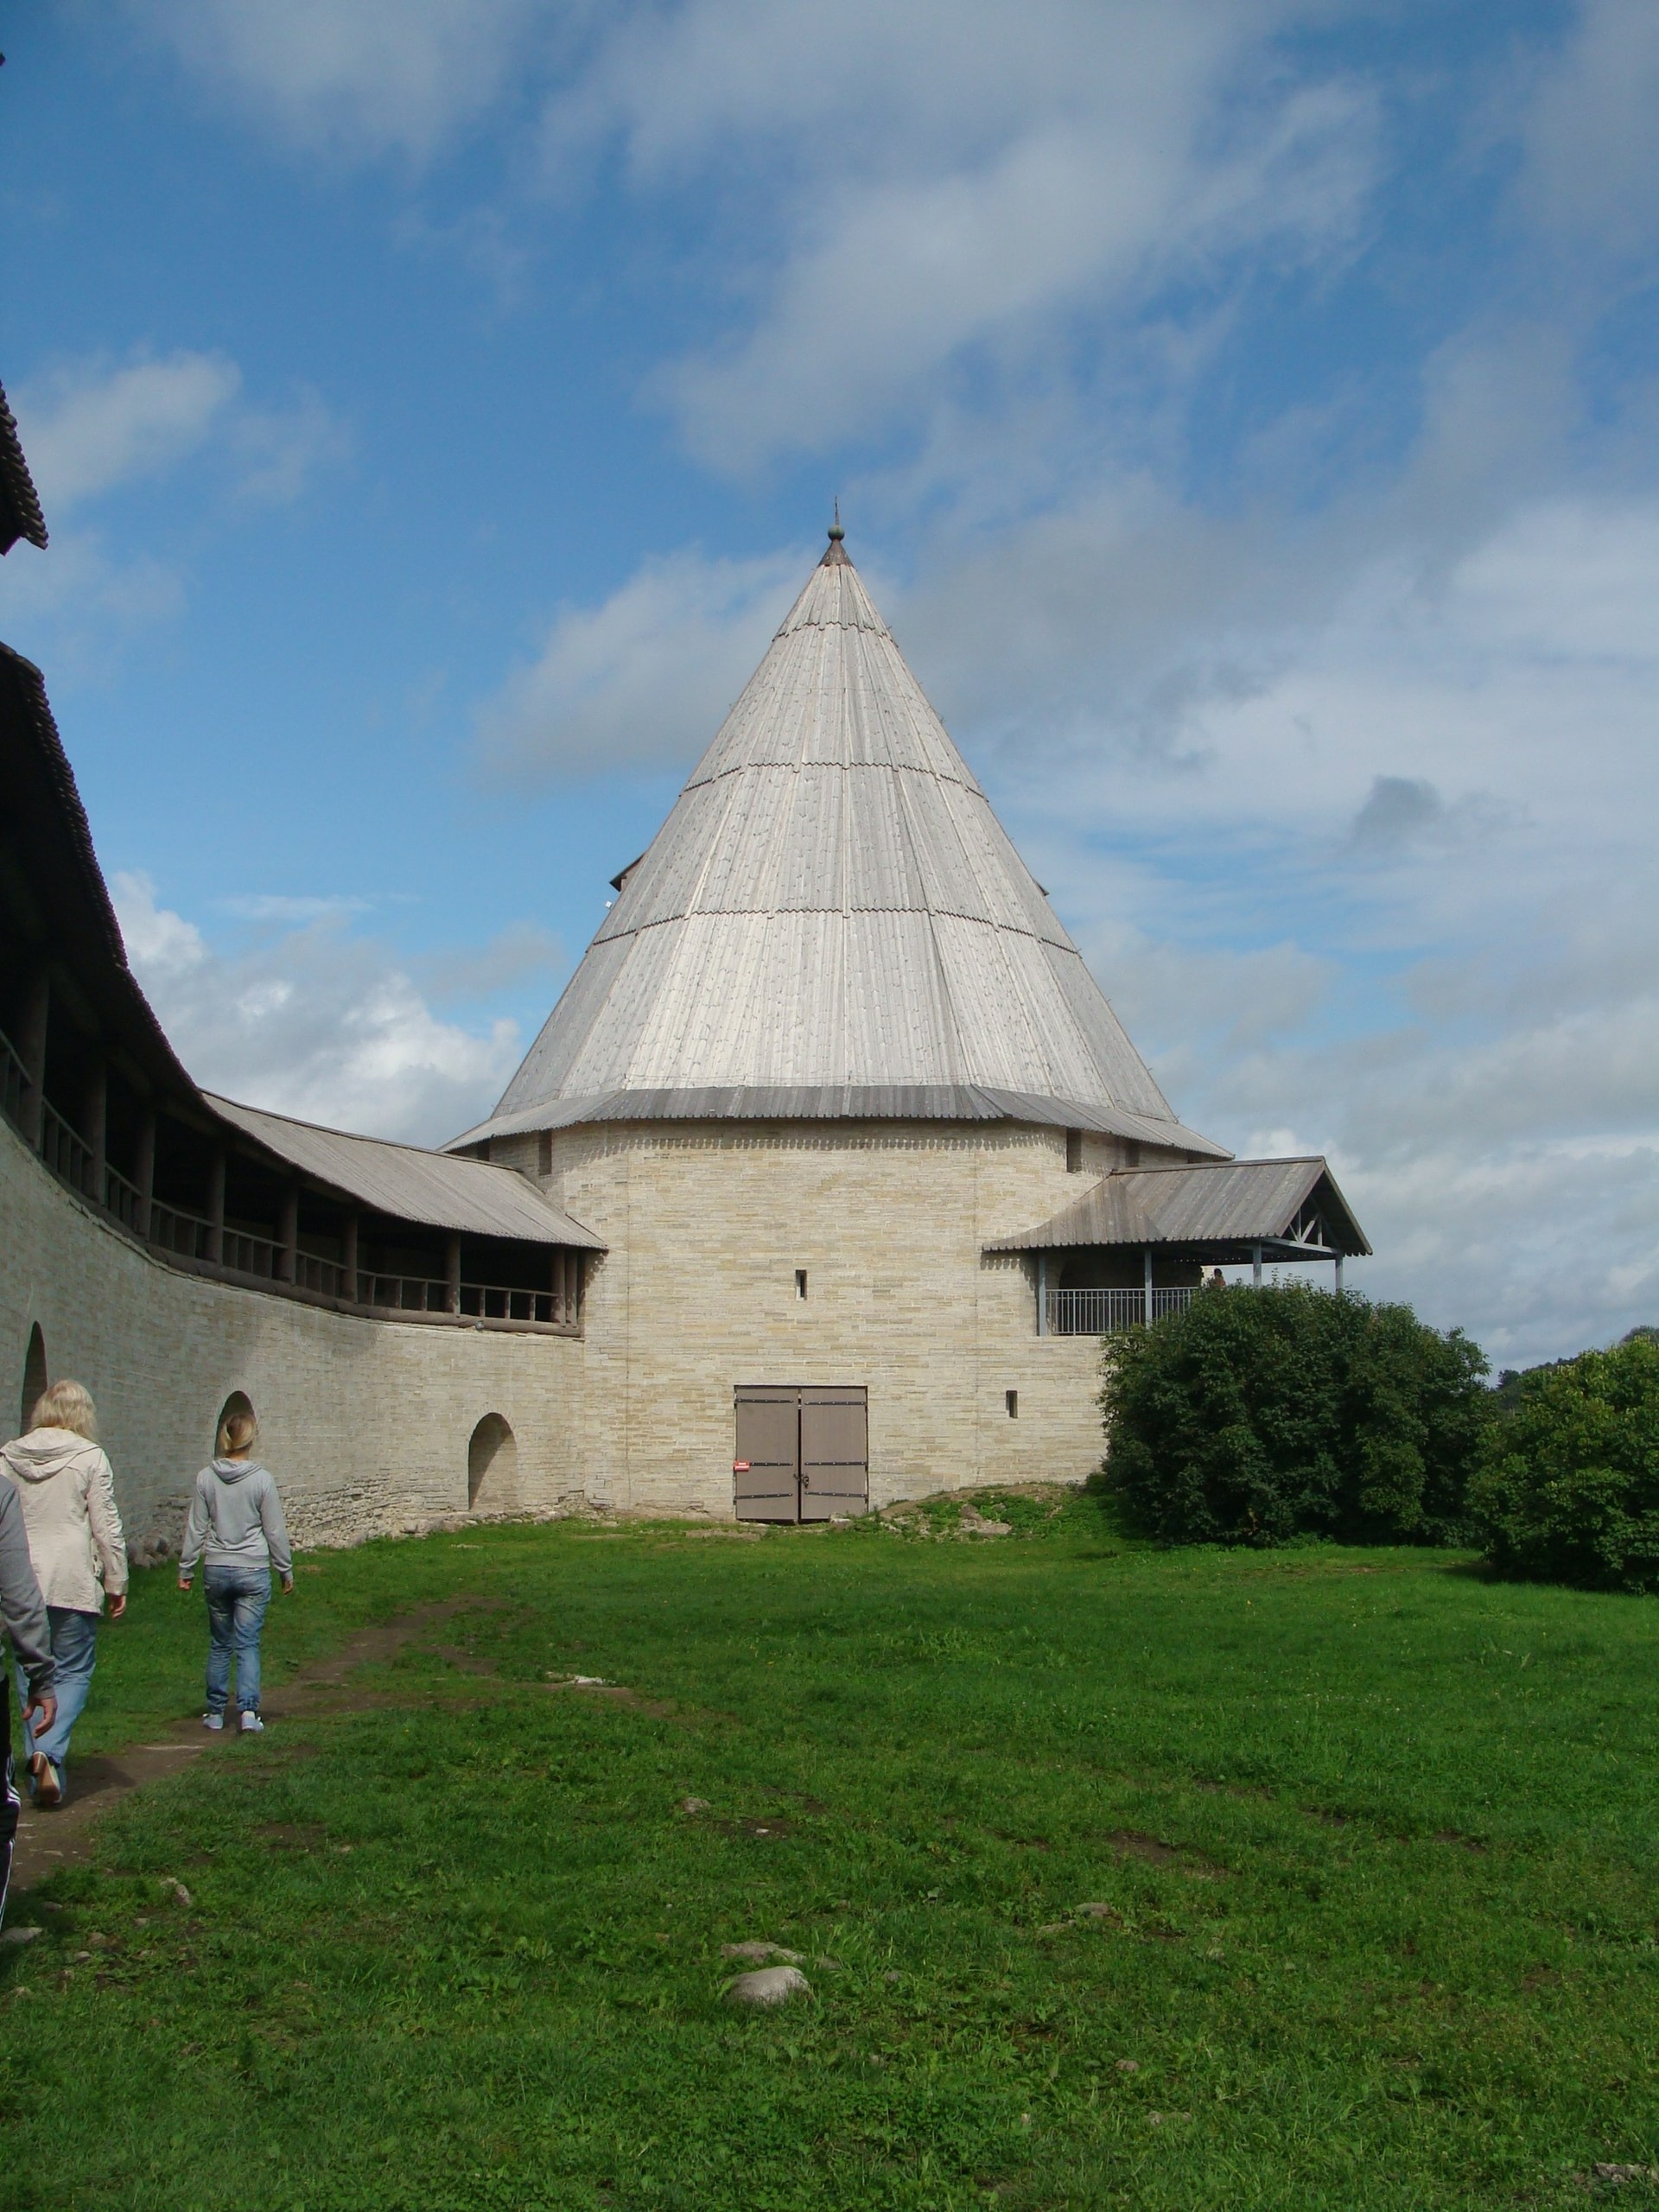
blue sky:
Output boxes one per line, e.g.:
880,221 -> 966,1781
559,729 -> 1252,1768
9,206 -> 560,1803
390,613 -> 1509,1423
3,0 -> 1657,1366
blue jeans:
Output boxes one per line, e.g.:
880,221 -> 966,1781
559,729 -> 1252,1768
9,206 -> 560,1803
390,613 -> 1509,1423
203,1565 -> 270,1716
12,1605 -> 99,1774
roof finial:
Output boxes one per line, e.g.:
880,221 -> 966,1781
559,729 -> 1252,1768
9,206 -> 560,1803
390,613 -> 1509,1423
828,497 -> 843,543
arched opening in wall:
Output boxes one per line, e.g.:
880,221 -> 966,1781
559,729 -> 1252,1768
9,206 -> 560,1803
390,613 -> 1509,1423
467,1414 -> 517,1511
20,1325 -> 48,1435
214,1390 -> 257,1457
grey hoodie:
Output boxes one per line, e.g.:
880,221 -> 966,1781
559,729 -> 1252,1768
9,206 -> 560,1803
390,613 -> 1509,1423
0,1478 -> 54,1695
180,1458 -> 293,1579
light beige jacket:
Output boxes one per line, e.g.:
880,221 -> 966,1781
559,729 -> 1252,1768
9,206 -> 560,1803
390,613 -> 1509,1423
0,1427 -> 129,1613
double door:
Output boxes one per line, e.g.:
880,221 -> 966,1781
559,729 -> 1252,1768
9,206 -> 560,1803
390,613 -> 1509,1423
733,1383 -> 868,1522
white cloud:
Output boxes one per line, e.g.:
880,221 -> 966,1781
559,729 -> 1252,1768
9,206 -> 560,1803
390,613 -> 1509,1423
0,353 -> 351,669
1517,0 -> 1659,257
474,544 -> 806,780
16,353 -> 243,514
11,352 -> 351,518
111,873 -> 524,1147
232,387 -> 355,505
623,7 -> 1376,469
130,0 -> 556,163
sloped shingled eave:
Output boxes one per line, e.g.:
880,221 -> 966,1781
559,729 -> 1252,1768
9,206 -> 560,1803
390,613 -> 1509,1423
206,1094 -> 604,1248
986,1157 -> 1372,1258
445,1083 -> 1230,1156
0,382 -> 48,556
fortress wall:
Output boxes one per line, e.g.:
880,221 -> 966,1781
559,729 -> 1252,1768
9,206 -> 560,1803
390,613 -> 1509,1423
534,1118 -> 1114,1516
0,1116 -> 587,1550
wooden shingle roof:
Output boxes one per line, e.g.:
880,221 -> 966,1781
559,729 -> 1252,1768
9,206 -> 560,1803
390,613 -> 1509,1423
0,381 -> 48,556
458,530 -> 1225,1154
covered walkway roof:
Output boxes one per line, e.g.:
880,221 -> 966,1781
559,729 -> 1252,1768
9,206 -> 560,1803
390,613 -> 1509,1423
207,1095 -> 604,1249
987,1157 -> 1370,1262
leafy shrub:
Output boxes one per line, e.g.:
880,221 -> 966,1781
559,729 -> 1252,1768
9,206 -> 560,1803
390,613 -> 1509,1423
1470,1335 -> 1659,1590
1101,1284 -> 1491,1548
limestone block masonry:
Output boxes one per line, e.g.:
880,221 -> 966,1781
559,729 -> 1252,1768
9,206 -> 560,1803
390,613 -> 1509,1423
3,1103 -> 1116,1542
488,1116 -> 1114,1517
0,1116 -> 587,1549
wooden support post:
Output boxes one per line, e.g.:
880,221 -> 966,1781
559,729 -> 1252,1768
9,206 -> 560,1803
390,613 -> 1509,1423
343,1211 -> 359,1303
445,1231 -> 462,1316
17,966 -> 48,1149
1143,1246 -> 1154,1327
278,1184 -> 299,1284
1036,1250 -> 1048,1338
135,1108 -> 156,1241
1334,1251 -> 1344,1295
1251,1243 -> 1262,1290
207,1147 -> 226,1265
83,1060 -> 107,1203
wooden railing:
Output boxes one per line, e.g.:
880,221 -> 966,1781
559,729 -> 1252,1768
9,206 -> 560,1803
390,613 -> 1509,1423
1,1024 -> 29,1133
0,1032 -> 577,1331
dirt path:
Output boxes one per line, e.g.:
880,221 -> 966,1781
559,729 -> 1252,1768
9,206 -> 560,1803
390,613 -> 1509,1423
11,1598 -> 481,1893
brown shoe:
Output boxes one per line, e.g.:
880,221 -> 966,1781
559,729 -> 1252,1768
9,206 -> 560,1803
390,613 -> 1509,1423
28,1751 -> 63,1808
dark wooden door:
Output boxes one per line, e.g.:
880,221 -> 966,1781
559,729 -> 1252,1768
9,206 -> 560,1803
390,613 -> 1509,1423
733,1385 -> 868,1522
799,1386 -> 868,1520
733,1386 -> 802,1522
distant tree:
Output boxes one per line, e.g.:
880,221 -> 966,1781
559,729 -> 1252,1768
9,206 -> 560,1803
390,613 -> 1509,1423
1471,1335 -> 1659,1591
1101,1284 -> 1491,1548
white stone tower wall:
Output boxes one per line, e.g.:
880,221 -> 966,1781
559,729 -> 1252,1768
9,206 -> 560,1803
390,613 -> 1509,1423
489,1117 -> 1124,1516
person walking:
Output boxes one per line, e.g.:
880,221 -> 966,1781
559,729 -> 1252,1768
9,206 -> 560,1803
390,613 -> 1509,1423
2,1379 -> 128,1808
177,1408 -> 292,1733
0,1476 -> 55,1923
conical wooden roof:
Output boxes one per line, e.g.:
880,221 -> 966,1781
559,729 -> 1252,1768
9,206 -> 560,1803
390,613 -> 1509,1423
454,531 -> 1223,1154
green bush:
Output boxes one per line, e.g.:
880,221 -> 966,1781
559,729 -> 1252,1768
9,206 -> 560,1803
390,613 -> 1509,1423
1471,1335 -> 1659,1590
1101,1283 -> 1491,1548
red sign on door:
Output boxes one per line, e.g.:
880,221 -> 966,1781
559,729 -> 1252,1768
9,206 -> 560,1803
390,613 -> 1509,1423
733,1460 -> 752,1473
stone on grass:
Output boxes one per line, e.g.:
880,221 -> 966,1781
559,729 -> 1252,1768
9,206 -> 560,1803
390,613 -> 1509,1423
957,1504 -> 1013,1538
681,1796 -> 711,1815
721,1941 -> 803,1964
1,1924 -> 42,1946
724,1965 -> 810,2008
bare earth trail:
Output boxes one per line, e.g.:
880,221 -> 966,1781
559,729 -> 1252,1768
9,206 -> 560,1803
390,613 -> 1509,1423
11,1597 -> 483,1891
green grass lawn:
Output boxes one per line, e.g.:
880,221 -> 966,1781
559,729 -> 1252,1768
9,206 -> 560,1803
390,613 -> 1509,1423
5,1491 -> 1659,2211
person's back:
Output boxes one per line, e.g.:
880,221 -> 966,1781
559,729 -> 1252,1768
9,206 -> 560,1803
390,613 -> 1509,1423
178,1413 -> 292,1732
0,1477 -> 55,1916
1,1380 -> 126,1807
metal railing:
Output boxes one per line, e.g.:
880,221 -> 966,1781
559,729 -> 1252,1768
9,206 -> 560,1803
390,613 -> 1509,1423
1046,1285 -> 1198,1336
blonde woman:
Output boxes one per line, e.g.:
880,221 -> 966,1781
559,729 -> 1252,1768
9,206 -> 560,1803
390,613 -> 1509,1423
178,1408 -> 292,1732
2,1379 -> 128,1808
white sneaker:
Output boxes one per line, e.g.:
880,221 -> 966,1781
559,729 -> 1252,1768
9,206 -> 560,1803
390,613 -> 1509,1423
202,1713 -> 224,1732
239,1710 -> 264,1733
